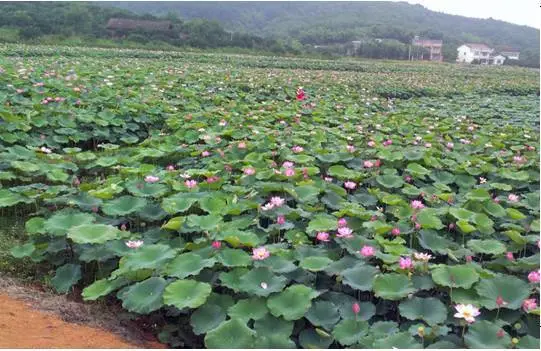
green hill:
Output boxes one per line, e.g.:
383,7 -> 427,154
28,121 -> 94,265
103,1 -> 540,64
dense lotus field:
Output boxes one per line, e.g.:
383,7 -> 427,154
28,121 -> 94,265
0,46 -> 540,349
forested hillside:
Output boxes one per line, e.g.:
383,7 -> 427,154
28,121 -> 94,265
104,1 -> 540,65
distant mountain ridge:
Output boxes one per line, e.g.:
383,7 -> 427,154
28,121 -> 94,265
102,1 -> 539,52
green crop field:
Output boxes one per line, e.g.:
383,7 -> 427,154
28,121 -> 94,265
0,44 -> 539,349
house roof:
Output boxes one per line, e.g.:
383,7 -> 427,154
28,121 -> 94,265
106,18 -> 172,31
463,43 -> 492,51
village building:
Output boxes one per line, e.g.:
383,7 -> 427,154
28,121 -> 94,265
410,36 -> 443,62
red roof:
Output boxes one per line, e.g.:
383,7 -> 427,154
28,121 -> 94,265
412,38 -> 442,46
464,43 -> 492,51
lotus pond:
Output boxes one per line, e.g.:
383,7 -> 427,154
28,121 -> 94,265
0,45 -> 540,349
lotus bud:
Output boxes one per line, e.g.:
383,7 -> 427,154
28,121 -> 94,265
417,326 -> 425,337
512,338 -> 519,345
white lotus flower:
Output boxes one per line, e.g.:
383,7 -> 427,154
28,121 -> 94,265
454,304 -> 480,323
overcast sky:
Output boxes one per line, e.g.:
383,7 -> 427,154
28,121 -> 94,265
402,0 -> 540,29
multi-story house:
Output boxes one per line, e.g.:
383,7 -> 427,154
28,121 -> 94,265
456,43 -> 494,64
411,36 -> 443,62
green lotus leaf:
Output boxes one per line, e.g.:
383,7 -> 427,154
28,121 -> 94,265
228,297 -> 268,321
328,165 -> 358,179
373,273 -> 416,300
504,230 -> 528,245
204,319 -> 255,349
186,214 -> 222,230
417,209 -> 444,229
407,163 -> 430,176
11,160 -> 40,173
475,275 -> 531,310
51,263 -> 81,293
163,279 -> 212,309
199,195 -> 227,214
123,244 -> 177,271
217,248 -> 252,267
44,211 -> 95,236
465,320 -> 511,348
25,217 -> 46,235
426,340 -> 459,349
517,335 -> 540,349
467,239 -> 506,255
300,256 -> 333,271
449,207 -> 476,221
418,229 -> 455,254
307,214 -> 338,232
373,332 -> 422,349
370,321 -> 399,337
299,328 -> 334,349
219,268 -> 249,292
125,180 -> 169,198
254,313 -> 294,337
324,255 -> 361,276
190,304 -> 227,335
341,264 -> 378,291
161,193 -> 199,214
376,174 -> 404,188
267,284 -> 319,321
332,320 -> 369,346
507,208 -> 526,220
138,203 -> 168,222
82,277 -> 130,301
399,297 -> 447,326
164,252 -> 216,279
431,265 -> 480,289
102,195 -> 147,216
161,216 -> 185,231
305,300 -> 341,329
67,193 -> 103,211
429,170 -> 455,184
466,188 -> 491,201
67,224 -> 122,244
118,277 -> 167,314
457,220 -> 476,233
238,267 -> 288,297
218,230 -> 261,248
10,242 -> 35,258
255,334 -> 296,349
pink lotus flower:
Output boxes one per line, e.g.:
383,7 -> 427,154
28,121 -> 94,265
391,227 -> 401,236
337,218 -> 348,228
447,142 -> 454,149
415,222 -> 422,230
344,181 -> 357,190
120,223 -> 127,231
383,139 -> 393,146
238,141 -> 246,149
522,298 -> 537,312
425,143 -> 432,148
125,240 -> 144,249
496,295 -> 508,307
399,256 -> 413,270
367,140 -> 376,147
166,165 -> 175,171
144,175 -> 159,183
374,159 -> 382,168
465,255 -> 473,263
496,329 -> 505,338
364,160 -> 374,168
284,168 -> 296,177
508,194 -> 520,203
513,155 -> 526,164
528,270 -> 540,283
212,241 -> 222,249
269,196 -> 285,207
506,252 -> 515,261
277,215 -> 286,225
282,161 -> 294,168
454,304 -> 480,323
404,175 -> 413,183
347,145 -> 355,153
316,232 -> 330,242
292,145 -> 304,153
352,302 -> 360,315
360,245 -> 375,257
324,176 -> 333,182
411,200 -> 425,210
261,203 -> 275,211
244,167 -> 256,175
252,247 -> 270,260
201,151 -> 210,157
219,119 -> 227,126
206,176 -> 220,183
336,227 -> 354,238
185,179 -> 198,188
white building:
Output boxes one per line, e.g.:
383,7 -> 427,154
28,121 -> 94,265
492,54 -> 506,65
500,50 -> 520,60
456,43 -> 494,64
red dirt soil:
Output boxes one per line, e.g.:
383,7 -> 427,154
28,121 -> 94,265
0,293 -> 144,348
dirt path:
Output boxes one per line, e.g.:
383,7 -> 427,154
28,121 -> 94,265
0,277 -> 165,348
